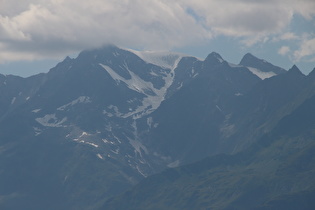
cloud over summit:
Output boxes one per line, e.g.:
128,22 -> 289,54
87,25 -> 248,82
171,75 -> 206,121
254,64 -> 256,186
0,0 -> 314,63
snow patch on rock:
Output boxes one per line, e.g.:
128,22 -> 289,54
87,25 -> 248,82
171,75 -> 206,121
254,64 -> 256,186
57,96 -> 91,111
36,114 -> 67,127
100,63 -> 177,119
247,67 -> 276,80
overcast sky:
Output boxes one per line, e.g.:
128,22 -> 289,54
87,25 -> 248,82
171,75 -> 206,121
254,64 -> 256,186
0,0 -> 315,77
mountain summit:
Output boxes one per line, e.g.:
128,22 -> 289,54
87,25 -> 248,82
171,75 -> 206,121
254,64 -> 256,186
0,45 -> 314,210
240,53 -> 286,79
287,64 -> 304,76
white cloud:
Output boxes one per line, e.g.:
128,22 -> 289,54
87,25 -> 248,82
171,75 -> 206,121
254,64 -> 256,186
0,0 -> 211,62
0,0 -> 314,62
280,32 -> 299,41
190,1 -> 291,35
272,32 -> 299,42
278,46 -> 290,56
294,36 -> 315,61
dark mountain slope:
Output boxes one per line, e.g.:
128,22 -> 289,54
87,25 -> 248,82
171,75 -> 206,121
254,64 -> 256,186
102,90 -> 315,210
0,73 -> 45,119
220,65 -> 308,153
240,53 -> 286,75
137,53 -> 261,164
0,45 -> 178,209
0,44 -> 310,209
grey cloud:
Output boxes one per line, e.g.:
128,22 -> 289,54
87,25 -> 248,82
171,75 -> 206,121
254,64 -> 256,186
0,0 -> 314,62
0,0 -> 210,62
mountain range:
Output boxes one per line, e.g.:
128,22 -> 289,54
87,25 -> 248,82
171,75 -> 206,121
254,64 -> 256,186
0,45 -> 314,209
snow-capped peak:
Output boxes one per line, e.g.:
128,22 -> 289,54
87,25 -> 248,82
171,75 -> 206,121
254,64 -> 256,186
126,49 -> 184,70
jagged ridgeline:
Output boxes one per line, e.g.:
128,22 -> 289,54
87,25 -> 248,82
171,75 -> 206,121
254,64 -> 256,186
0,45 -> 314,210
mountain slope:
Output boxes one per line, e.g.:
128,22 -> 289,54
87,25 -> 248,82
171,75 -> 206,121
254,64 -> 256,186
137,53 -> 261,164
0,46 -> 176,209
0,45 -> 211,209
240,53 -> 286,79
219,65 -> 308,153
0,44 -> 308,209
102,87 -> 315,210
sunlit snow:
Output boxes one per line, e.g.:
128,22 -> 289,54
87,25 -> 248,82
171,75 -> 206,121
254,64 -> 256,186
79,132 -> 91,138
216,105 -> 223,112
36,114 -> 67,127
167,160 -> 180,168
85,142 -> 99,148
57,96 -> 91,111
32,109 -> 41,113
97,153 -> 104,160
128,137 -> 148,157
100,61 -> 179,119
247,67 -> 276,80
33,127 -> 42,136
11,97 -> 16,104
103,139 -> 115,144
126,49 -> 184,70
